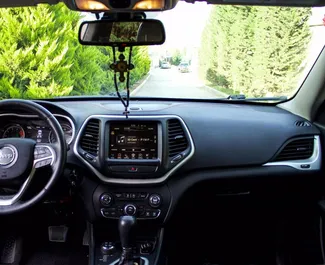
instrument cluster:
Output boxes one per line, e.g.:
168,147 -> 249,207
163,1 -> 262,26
0,115 -> 75,145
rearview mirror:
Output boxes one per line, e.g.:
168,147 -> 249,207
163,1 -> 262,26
79,19 -> 165,47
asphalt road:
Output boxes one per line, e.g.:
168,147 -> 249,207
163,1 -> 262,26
131,67 -> 226,99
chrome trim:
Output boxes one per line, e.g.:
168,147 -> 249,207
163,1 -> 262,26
53,114 -> 76,145
73,115 -> 195,184
263,135 -> 321,170
0,113 -> 76,145
108,257 -> 149,265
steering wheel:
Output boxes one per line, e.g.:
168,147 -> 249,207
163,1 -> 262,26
0,100 -> 67,214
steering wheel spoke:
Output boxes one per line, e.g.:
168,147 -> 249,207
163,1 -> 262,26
34,144 -> 56,169
0,167 -> 36,206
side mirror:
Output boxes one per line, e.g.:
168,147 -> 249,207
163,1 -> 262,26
79,19 -> 166,47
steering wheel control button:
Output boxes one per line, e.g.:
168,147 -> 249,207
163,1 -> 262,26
149,194 -> 161,208
34,146 -> 53,160
100,193 -> 113,207
35,158 -> 52,169
124,204 -> 137,216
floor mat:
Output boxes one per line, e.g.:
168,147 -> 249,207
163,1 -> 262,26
23,244 -> 88,265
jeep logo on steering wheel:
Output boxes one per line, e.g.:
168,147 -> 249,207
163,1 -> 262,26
0,146 -> 16,166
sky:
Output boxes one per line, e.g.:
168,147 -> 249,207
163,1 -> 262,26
154,2 -> 212,49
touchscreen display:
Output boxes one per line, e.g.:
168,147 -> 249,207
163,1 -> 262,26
109,122 -> 158,160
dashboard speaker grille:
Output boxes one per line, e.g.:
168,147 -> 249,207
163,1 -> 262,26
81,119 -> 100,156
168,119 -> 188,157
273,137 -> 314,162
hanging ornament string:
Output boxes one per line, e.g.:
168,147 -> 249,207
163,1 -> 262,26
110,46 -> 134,118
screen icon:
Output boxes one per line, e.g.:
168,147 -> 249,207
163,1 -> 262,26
117,135 -> 125,144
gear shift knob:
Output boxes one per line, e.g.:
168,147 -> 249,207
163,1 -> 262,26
118,215 -> 136,249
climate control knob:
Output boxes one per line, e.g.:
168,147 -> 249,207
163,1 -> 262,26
124,204 -> 137,216
149,194 -> 162,208
100,193 -> 113,207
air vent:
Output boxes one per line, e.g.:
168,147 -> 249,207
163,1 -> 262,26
80,119 -> 100,156
168,119 -> 188,157
273,138 -> 314,162
295,121 -> 311,127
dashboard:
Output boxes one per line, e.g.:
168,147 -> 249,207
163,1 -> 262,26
0,99 -> 322,223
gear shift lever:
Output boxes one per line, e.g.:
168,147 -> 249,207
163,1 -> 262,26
118,216 -> 136,265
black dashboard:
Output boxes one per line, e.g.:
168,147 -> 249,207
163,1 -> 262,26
1,99 -> 322,223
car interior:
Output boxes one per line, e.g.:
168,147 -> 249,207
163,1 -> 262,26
1,0 -> 325,265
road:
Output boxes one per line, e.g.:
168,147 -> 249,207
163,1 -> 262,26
131,66 -> 226,99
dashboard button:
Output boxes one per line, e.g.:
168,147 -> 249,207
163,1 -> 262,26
140,193 -> 148,199
101,209 -> 110,218
110,166 -> 128,172
100,193 -> 113,207
109,166 -> 157,173
124,204 -> 137,216
127,166 -> 138,173
152,211 -> 159,218
171,154 -> 183,164
85,153 -> 95,162
145,211 -> 151,217
149,194 -> 162,208
115,193 -> 123,199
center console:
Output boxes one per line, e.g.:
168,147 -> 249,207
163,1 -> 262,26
75,115 -> 194,265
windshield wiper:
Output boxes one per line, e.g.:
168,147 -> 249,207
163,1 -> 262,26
227,94 -> 287,101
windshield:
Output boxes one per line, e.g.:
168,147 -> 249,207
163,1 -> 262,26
0,3 -> 324,101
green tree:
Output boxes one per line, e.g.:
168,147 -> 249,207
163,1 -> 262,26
0,4 -> 151,99
249,7 -> 311,97
171,49 -> 183,66
199,6 -> 311,97
0,4 -> 78,98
